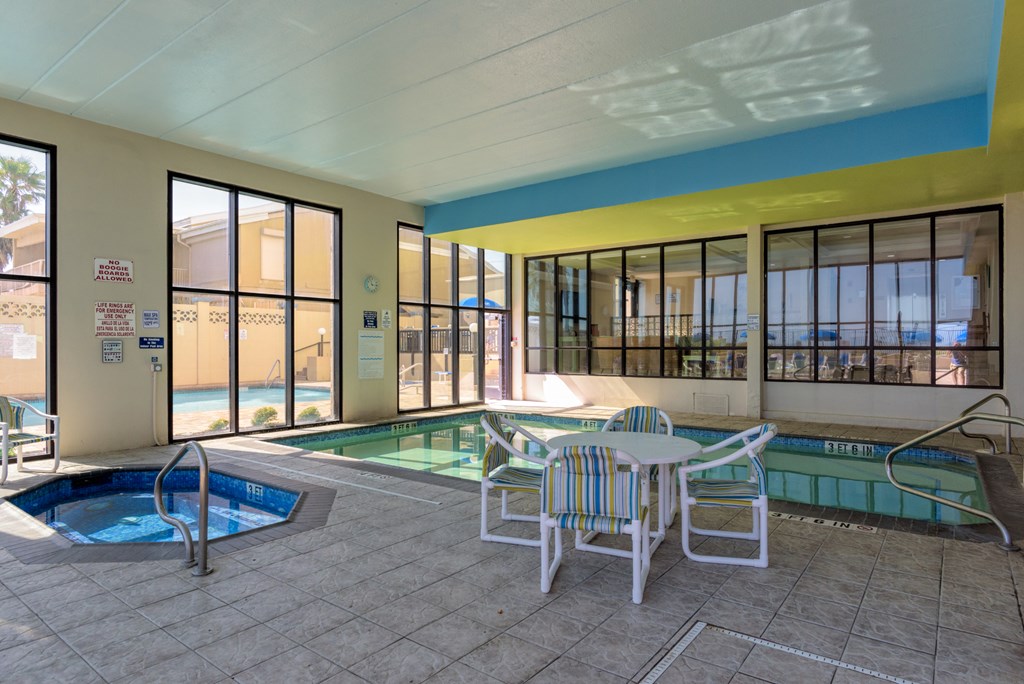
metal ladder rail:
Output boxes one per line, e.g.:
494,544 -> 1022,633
154,441 -> 213,575
885,412 -> 1022,552
958,393 -> 1012,455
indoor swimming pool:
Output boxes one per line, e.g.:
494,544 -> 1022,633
277,414 -> 990,525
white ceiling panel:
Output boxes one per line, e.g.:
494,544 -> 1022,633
0,0 -> 998,207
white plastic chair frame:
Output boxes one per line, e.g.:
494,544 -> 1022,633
478,414 -> 549,547
601,406 -> 677,526
677,424 -> 776,568
1,396 -> 60,485
540,446 -> 651,604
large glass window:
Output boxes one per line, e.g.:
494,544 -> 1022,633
0,136 -> 54,456
525,235 -> 746,379
398,224 -> 510,410
765,206 -> 1001,386
170,177 -> 340,438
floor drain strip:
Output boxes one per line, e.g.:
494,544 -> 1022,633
642,622 -> 918,684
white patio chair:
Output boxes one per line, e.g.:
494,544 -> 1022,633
478,413 -> 549,547
602,406 -> 677,524
540,445 -> 651,604
1,395 -> 60,485
677,423 -> 776,568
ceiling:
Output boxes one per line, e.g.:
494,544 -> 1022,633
3,0 -> 1018,253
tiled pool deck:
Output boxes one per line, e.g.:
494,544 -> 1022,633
0,406 -> 1021,683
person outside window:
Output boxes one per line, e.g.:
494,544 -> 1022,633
950,342 -> 967,385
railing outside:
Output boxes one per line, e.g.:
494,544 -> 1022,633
884,413 -> 1022,551
154,441 -> 213,575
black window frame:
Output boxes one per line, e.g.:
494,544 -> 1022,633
523,234 -> 748,380
396,222 -> 511,411
167,173 -> 342,440
763,205 -> 1003,388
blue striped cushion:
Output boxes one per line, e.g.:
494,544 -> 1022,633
488,465 -> 542,491
689,478 -> 760,506
749,423 -> 775,495
4,432 -> 49,447
551,506 -> 649,535
623,406 -> 663,433
0,397 -> 25,430
481,413 -> 513,473
542,446 -> 641,520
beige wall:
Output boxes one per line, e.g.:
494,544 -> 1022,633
0,98 -> 421,456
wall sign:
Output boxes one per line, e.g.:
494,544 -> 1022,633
381,309 -> 392,330
142,310 -> 160,328
824,440 -> 876,457
95,302 -> 136,337
94,258 -> 134,283
102,339 -> 123,363
363,310 -> 378,329
358,330 -> 385,379
139,337 -> 164,349
747,314 -> 760,331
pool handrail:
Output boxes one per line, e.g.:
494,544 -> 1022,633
958,393 -> 1012,455
154,440 -> 213,575
884,412 -> 1022,551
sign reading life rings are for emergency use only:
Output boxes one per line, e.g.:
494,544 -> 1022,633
95,302 -> 136,337
94,258 -> 134,283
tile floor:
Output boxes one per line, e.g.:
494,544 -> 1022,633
0,412 -> 1022,683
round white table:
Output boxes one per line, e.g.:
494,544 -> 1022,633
547,431 -> 702,553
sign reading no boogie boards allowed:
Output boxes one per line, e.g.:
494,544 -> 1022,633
94,258 -> 134,283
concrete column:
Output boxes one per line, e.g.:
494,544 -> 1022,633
745,224 -> 764,418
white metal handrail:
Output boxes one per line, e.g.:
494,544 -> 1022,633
885,412 -> 1022,552
154,441 -> 213,575
958,393 -> 1012,454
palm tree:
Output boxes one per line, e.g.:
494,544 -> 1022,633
0,155 -> 45,270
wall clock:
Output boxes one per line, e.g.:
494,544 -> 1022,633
363,274 -> 380,293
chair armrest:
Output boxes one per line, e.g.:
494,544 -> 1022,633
497,423 -> 549,467
9,397 -> 57,422
700,425 -> 762,455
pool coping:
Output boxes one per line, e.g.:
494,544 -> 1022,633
0,461 -> 336,565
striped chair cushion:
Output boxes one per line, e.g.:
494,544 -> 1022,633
0,397 -> 25,430
748,423 -> 776,495
488,464 -> 542,492
622,406 -> 664,433
551,506 -> 649,535
688,478 -> 760,506
542,446 -> 642,521
481,413 -> 514,473
3,432 -> 49,447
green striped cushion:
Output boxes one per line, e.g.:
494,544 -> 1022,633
689,478 -> 760,506
4,432 -> 49,446
551,506 -> 649,535
488,465 -> 542,491
0,397 -> 25,430
542,446 -> 641,521
623,406 -> 663,433
481,413 -> 514,473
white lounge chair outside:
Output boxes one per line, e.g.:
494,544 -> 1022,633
1,395 -> 60,485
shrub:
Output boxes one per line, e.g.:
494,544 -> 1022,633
251,406 -> 278,426
208,418 -> 229,431
297,406 -> 321,423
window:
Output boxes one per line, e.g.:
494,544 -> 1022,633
398,224 -> 510,410
0,135 -> 54,454
525,235 -> 747,379
765,206 -> 1001,386
169,176 -> 340,438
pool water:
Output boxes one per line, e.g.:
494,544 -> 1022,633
286,417 -> 989,525
9,469 -> 300,544
172,387 -> 331,413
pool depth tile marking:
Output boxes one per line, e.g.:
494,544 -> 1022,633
769,511 -> 878,533
206,447 -> 443,506
642,622 -> 918,684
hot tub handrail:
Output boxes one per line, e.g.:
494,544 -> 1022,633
958,393 -> 1012,455
885,412 -> 1022,552
154,441 -> 213,576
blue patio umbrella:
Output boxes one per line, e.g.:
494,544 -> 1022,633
900,330 -> 930,344
799,329 -> 838,341
956,329 -> 969,343
459,296 -> 501,308
738,330 -> 776,341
